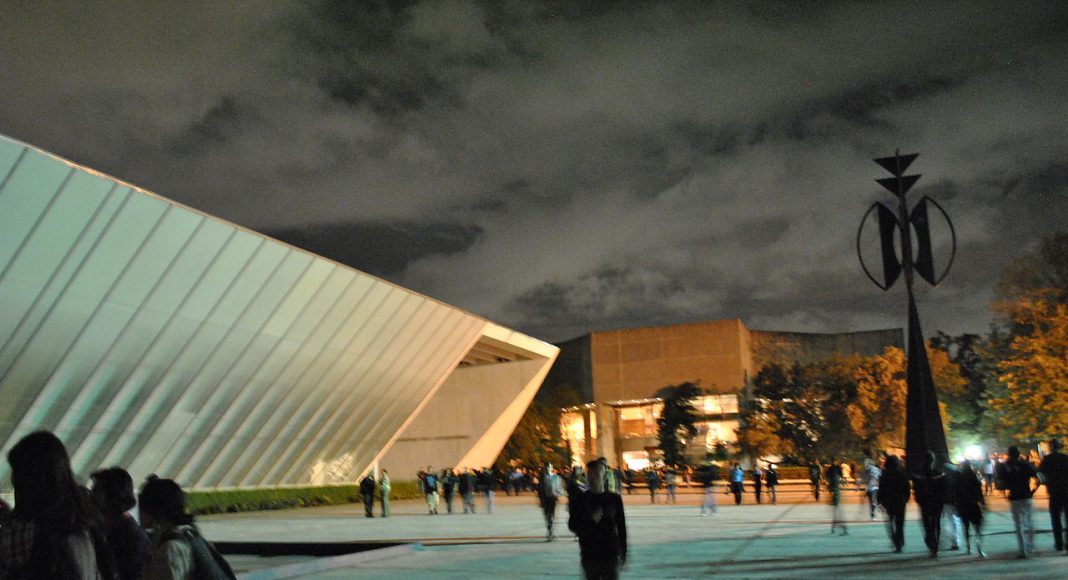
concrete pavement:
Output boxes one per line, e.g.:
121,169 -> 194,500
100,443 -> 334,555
199,489 -> 1066,579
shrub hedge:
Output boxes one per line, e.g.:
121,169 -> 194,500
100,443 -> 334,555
186,480 -> 423,515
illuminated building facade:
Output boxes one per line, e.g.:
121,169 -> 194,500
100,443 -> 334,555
0,134 -> 557,497
551,320 -> 902,468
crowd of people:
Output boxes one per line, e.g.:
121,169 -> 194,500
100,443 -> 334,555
0,430 -> 235,580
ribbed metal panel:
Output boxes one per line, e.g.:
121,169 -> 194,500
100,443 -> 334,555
0,135 -> 556,491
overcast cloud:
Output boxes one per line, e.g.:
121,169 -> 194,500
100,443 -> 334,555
2,1 -> 1066,342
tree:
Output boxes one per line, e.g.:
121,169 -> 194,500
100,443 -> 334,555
849,347 -> 907,451
988,290 -> 1068,442
496,383 -> 582,469
655,382 -> 703,467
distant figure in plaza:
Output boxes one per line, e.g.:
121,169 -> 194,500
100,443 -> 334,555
569,458 -> 627,579
998,445 -> 1039,558
765,464 -> 779,505
645,468 -> 660,504
877,454 -> 910,553
91,467 -> 152,580
480,467 -> 498,514
939,457 -> 962,551
1038,438 -> 1068,552
623,469 -> 635,495
421,466 -> 440,515
665,468 -> 678,504
729,464 -> 745,505
538,463 -> 565,541
698,465 -> 718,516
953,459 -> 986,557
860,458 -> 881,520
441,468 -> 458,514
360,473 -> 376,518
808,462 -> 822,501
981,454 -> 997,495
826,460 -> 847,535
0,430 -> 116,579
460,467 -> 477,514
912,451 -> 947,557
140,477 -> 236,580
569,465 -> 588,498
752,465 -> 764,504
379,469 -> 391,517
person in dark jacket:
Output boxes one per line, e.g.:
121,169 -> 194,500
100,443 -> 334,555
459,467 -> 477,514
1038,438 -> 1068,552
998,445 -> 1039,558
765,465 -> 779,505
912,452 -> 947,557
644,469 -> 660,504
569,458 -> 627,579
91,467 -> 152,580
877,454 -> 910,553
441,468 -> 458,514
953,459 -> 986,557
359,474 -> 376,518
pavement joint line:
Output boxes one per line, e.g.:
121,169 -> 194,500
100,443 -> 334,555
719,503 -> 799,564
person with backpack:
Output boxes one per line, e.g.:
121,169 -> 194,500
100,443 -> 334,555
91,466 -> 152,580
997,445 -> 1040,558
359,474 -> 376,518
0,430 -> 117,579
538,463 -> 565,541
139,477 -> 235,580
420,466 -> 439,515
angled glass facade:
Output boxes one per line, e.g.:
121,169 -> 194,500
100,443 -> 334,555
0,135 -> 557,492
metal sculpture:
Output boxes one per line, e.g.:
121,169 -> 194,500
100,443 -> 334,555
857,151 -> 956,472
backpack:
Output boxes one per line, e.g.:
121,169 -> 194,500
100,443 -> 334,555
424,474 -> 438,493
162,526 -> 237,580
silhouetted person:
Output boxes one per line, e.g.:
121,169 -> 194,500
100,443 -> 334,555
953,459 -> 986,557
0,430 -> 116,579
91,466 -> 151,580
765,465 -> 779,505
998,445 -> 1039,558
877,455 -> 910,553
826,460 -> 846,535
729,464 -> 744,505
360,474 -> 376,518
441,468 -> 458,514
808,462 -> 822,500
1038,438 -> 1068,552
752,466 -> 763,504
698,465 -> 718,516
665,468 -> 678,504
912,451 -> 947,557
644,469 -> 659,504
569,459 -> 627,579
139,477 -> 235,579
459,467 -> 477,514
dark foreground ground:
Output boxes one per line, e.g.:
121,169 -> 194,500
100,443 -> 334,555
199,487 -> 1066,579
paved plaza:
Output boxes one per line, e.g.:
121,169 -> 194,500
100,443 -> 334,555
200,488 -> 1066,579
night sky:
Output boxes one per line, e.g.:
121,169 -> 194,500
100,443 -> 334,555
2,2 -> 1066,343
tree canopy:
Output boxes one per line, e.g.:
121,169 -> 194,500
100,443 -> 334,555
655,382 -> 704,467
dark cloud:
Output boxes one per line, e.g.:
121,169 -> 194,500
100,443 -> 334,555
267,220 -> 483,278
1,1 -> 1066,343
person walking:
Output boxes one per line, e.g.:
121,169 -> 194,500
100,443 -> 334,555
940,457 -> 963,551
826,460 -> 847,535
752,466 -> 764,504
953,459 -> 986,557
359,473 -> 376,518
912,452 -> 947,557
877,454 -> 910,553
665,468 -> 678,504
765,465 -> 779,505
460,467 -> 477,514
729,464 -> 745,505
421,466 -> 440,515
1038,438 -> 1068,552
379,469 -> 391,517
569,458 -> 627,579
998,445 -> 1040,558
981,454 -> 997,495
861,458 -> 882,520
441,468 -> 458,514
809,462 -> 822,501
538,463 -> 565,541
698,465 -> 718,516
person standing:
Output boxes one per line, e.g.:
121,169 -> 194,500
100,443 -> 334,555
953,459 -> 986,557
665,468 -> 678,504
752,466 -> 764,504
981,455 -> 997,495
645,468 -> 660,504
480,467 -> 498,514
359,473 -> 376,518
877,455 -> 910,553
538,463 -> 565,541
765,465 -> 779,505
998,445 -> 1040,558
460,467 -> 477,514
698,465 -> 718,516
421,466 -> 439,515
940,457 -> 963,551
729,464 -> 745,505
140,477 -> 236,580
1038,438 -> 1068,552
569,458 -> 627,579
441,468 -> 458,514
809,462 -> 822,501
912,452 -> 947,557
90,467 -> 152,580
379,470 -> 391,518
826,460 -> 847,535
